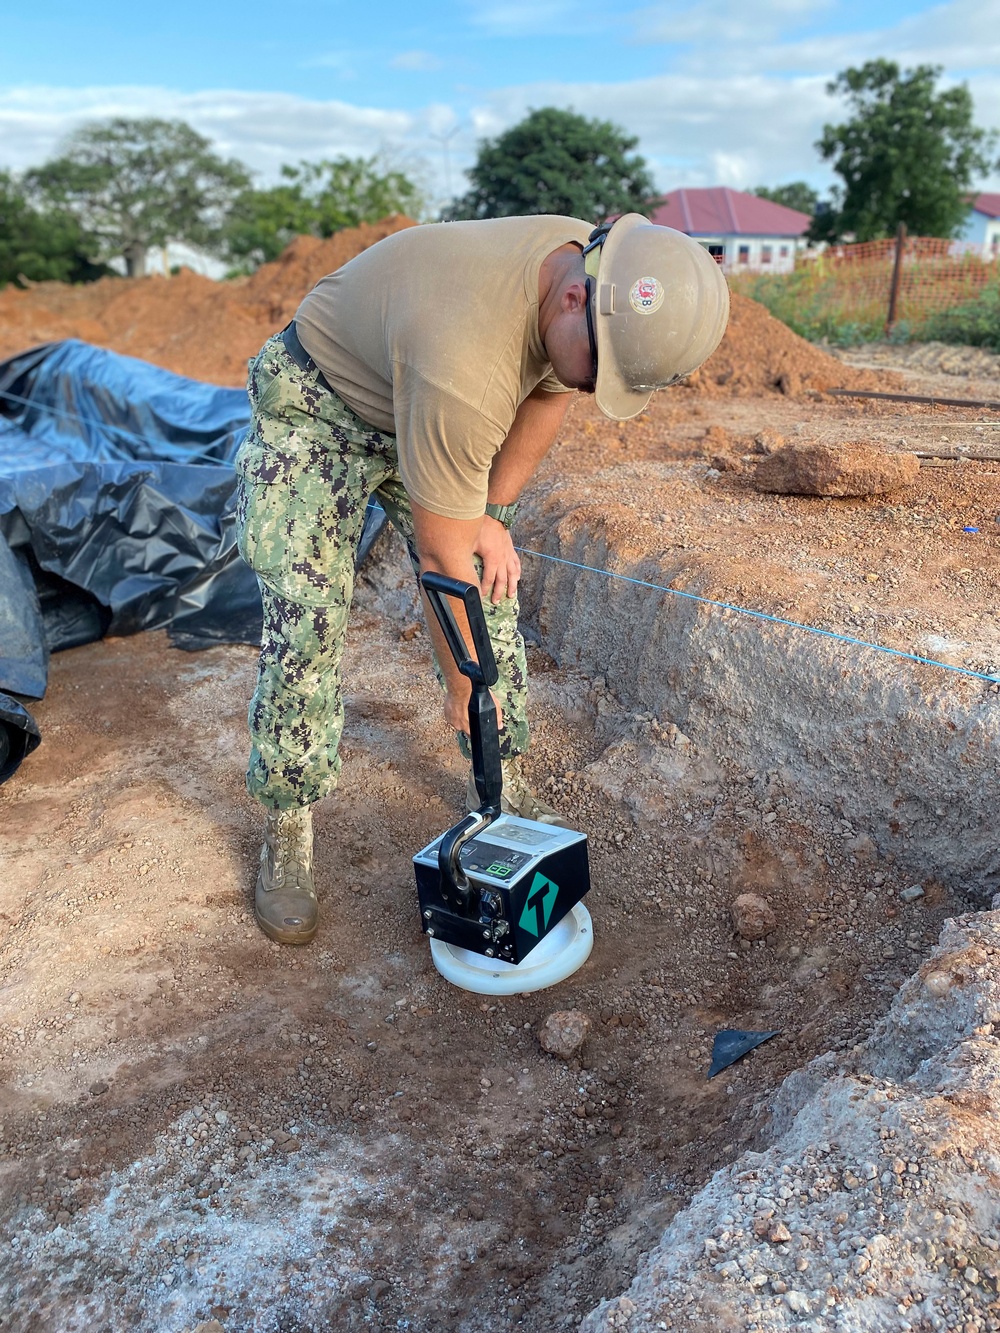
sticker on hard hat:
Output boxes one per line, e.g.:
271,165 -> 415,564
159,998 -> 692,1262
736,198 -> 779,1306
628,276 -> 664,315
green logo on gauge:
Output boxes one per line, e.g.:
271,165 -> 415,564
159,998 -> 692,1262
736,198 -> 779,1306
519,872 -> 560,937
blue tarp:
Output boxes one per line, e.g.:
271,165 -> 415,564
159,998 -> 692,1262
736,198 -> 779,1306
0,339 -> 260,700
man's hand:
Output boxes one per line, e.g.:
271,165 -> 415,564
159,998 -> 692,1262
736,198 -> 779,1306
443,681 -> 504,734
475,515 -> 521,605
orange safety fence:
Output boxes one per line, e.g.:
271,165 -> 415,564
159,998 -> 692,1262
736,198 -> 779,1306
793,235 -> 997,331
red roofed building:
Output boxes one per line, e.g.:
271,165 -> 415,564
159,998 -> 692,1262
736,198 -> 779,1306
960,193 -> 1000,258
650,187 -> 812,273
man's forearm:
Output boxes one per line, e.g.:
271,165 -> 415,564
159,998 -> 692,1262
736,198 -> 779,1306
486,387 -> 572,503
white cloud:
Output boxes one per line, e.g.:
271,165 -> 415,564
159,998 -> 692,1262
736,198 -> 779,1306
464,0 -> 576,36
633,0 -> 835,46
0,86 -> 419,180
390,51 -> 445,72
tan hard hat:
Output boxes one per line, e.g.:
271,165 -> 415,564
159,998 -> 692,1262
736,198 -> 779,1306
584,213 -> 730,421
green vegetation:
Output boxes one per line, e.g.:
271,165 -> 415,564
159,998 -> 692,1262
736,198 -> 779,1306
223,155 -> 425,272
446,107 -> 656,222
0,170 -> 111,285
752,183 -> 818,216
734,266 -> 1000,350
733,268 -> 885,345
0,120 -> 426,286
26,118 -> 252,276
919,286 -> 1000,352
814,60 -> 998,242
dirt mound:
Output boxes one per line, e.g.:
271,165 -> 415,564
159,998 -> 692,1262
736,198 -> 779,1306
1,222 -> 889,398
0,215 -> 417,386
687,291 -> 888,398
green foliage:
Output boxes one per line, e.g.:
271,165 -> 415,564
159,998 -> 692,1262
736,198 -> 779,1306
223,155 -> 425,272
734,266 -> 1000,350
920,283 -> 1000,351
284,156 -> 425,234
26,118 -> 252,277
0,170 -> 110,287
734,268 -> 886,345
446,107 -> 657,221
222,182 -> 316,272
752,182 -> 818,216
815,60 -> 998,242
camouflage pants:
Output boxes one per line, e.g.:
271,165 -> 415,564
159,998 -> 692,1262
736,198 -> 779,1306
234,333 -> 530,812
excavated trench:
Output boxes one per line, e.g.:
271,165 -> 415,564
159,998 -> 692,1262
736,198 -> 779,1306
1,511 -> 995,1333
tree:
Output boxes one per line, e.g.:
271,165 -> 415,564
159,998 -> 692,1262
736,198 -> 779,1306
752,182 -> 818,216
286,155 -> 425,235
446,107 -> 657,222
0,170 -> 110,287
26,118 -> 252,277
815,60 -> 998,241
222,181 -> 316,271
223,155 -> 425,271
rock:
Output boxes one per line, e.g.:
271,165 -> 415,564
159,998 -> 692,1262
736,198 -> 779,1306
752,429 -> 784,454
900,884 -> 925,902
538,1010 -> 592,1060
188,1324 -> 226,1333
730,893 -> 776,941
752,443 -> 920,497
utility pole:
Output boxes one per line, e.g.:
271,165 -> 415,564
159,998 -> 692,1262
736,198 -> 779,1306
429,125 -> 461,208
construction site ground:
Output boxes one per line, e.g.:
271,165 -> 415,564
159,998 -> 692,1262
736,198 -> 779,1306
2,239 -> 1000,1332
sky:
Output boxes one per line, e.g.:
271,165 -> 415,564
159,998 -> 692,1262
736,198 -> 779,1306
1,0 -> 998,214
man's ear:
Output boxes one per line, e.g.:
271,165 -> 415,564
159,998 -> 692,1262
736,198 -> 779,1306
562,278 -> 589,315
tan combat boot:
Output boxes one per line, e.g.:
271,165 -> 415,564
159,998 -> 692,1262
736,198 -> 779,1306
467,756 -> 573,830
255,806 -> 318,945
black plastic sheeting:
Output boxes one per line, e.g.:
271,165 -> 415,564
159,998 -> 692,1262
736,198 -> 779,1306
0,691 -> 41,783
0,338 -> 387,781
0,340 -> 259,702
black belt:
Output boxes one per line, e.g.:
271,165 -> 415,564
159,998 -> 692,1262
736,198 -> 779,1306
280,321 -> 334,393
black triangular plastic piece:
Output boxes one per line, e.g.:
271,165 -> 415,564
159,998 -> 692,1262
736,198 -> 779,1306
707,1028 -> 780,1078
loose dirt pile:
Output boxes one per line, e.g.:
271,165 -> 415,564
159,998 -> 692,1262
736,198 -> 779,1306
0,217 -> 417,386
0,218 -> 888,400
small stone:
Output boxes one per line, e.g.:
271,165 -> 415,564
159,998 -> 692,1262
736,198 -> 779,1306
965,1267 -> 980,1285
924,971 -> 952,997
785,1291 -> 811,1314
538,1010 -> 592,1060
768,1220 -> 792,1243
731,893 -> 776,941
900,884 -> 925,902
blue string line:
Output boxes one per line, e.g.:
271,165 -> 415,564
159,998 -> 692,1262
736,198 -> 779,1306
4,385 -> 997,687
516,546 -> 1000,685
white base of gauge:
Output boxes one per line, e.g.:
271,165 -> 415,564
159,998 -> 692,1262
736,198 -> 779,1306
429,903 -> 593,996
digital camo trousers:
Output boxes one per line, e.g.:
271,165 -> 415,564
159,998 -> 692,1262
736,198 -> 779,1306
234,334 -> 530,812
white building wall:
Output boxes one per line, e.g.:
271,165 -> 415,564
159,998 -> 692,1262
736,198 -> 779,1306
694,235 -> 800,273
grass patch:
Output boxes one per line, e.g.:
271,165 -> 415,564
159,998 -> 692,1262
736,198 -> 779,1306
734,267 -> 1000,350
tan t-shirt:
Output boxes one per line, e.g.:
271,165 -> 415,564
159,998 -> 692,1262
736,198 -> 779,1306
294,215 -> 592,520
